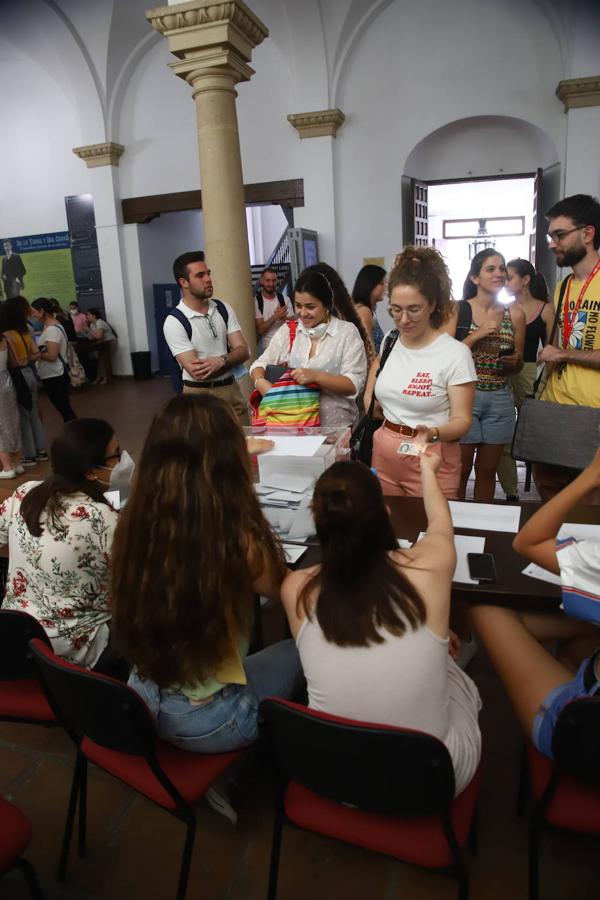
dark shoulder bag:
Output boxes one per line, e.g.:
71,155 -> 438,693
511,276 -> 600,470
350,330 -> 399,465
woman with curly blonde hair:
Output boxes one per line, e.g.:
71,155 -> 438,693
111,393 -> 302,756
364,246 -> 476,498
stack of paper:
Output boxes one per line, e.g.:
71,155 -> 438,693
448,501 -> 521,533
417,532 -> 486,585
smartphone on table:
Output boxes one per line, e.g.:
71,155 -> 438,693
467,552 -> 497,583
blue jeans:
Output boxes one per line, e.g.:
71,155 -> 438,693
128,639 -> 302,753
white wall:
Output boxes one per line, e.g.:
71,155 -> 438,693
135,210 -> 205,370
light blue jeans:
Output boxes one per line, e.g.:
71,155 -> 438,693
19,366 -> 46,459
128,639 -> 302,753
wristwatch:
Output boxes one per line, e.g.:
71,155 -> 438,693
430,427 -> 440,443
221,353 -> 229,367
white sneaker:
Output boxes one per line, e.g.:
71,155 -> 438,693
0,470 -> 16,480
205,784 -> 238,826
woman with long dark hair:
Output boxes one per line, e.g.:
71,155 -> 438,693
30,297 -> 76,422
281,454 -> 481,795
497,258 -> 553,501
0,297 -> 47,465
111,394 -> 302,755
250,268 -> 367,427
445,249 -> 525,501
351,263 -> 387,353
0,419 -> 122,670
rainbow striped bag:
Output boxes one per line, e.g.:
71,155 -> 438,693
251,369 -> 321,426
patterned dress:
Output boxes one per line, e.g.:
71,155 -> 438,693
0,344 -> 20,454
0,482 -> 118,666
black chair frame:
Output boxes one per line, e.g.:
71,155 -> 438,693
6,857 -> 45,900
260,698 -> 475,900
30,640 -> 202,900
525,697 -> 600,900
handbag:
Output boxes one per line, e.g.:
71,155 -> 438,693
350,331 -> 398,464
511,276 -> 600,469
251,370 -> 321,426
9,366 -> 33,411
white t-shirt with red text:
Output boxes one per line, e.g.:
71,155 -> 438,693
374,332 -> 476,428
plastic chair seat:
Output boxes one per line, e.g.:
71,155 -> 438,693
82,737 -> 245,811
285,764 -> 481,869
526,743 -> 600,834
0,796 -> 32,869
0,678 -> 55,722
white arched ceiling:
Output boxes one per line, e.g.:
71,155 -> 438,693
404,116 -> 559,181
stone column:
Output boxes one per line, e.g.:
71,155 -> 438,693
72,142 -> 147,376
556,76 -> 600,198
287,109 -> 345,267
146,0 -> 268,354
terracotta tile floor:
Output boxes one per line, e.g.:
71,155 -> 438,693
0,377 -> 597,899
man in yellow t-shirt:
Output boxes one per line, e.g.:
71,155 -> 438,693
534,194 -> 600,502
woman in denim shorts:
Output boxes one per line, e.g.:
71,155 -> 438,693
470,450 -> 600,759
110,394 -> 303,758
446,250 -> 526,501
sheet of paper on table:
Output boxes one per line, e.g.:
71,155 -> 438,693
282,544 -> 308,564
261,435 -> 326,457
417,532 -> 485,584
260,473 -> 315,493
557,522 -> 600,542
448,501 -> 521,533
522,563 -> 562,586
103,490 -> 121,510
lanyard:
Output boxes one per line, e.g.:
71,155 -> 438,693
562,259 -> 600,349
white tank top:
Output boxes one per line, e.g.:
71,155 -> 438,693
297,613 -> 450,739
296,611 -> 482,794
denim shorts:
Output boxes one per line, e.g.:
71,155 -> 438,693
532,652 -> 600,758
128,638 -> 302,754
460,386 -> 515,445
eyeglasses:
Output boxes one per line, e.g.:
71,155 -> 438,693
388,305 -> 429,320
201,314 -> 218,339
545,225 -> 586,245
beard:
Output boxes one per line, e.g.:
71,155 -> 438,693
555,244 -> 587,268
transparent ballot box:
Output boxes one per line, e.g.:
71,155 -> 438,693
244,426 -> 351,482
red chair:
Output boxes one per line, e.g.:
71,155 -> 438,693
0,610 -> 55,725
30,638 -> 246,900
259,698 -> 481,900
525,696 -> 600,900
0,794 -> 45,898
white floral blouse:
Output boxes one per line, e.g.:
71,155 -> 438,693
0,481 -> 118,667
250,316 -> 367,427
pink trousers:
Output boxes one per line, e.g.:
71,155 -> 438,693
372,424 -> 461,498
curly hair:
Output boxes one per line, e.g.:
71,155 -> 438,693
387,246 -> 453,327
110,394 -> 286,688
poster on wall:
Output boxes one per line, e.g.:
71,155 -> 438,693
1,232 -> 76,305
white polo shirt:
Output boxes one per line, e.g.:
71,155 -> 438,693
163,298 -> 242,383
254,292 -> 295,348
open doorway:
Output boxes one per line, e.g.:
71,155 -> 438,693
427,176 -> 535,299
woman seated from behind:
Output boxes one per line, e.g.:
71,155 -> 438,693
471,449 -> 600,759
0,419 -> 124,674
281,454 -> 482,795
111,393 -> 302,753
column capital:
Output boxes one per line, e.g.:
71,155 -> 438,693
556,75 -> 600,110
72,142 -> 125,168
146,0 -> 268,86
287,109 -> 346,139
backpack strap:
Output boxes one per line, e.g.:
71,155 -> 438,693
455,300 -> 473,342
168,307 -> 193,340
286,319 -> 298,353
277,292 -> 286,309
213,299 -> 229,326
532,275 -> 571,395
255,292 -> 285,316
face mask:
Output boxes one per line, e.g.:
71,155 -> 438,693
101,450 -> 135,500
300,321 -> 329,339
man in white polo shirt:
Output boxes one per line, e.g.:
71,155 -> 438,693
163,251 -> 250,424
